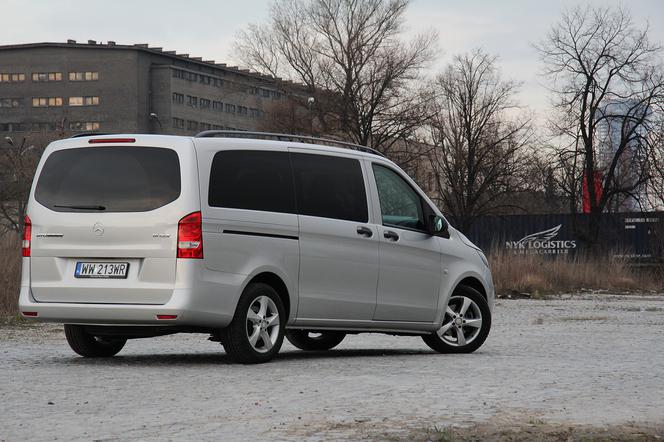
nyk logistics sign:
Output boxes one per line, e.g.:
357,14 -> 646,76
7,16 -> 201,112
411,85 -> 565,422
505,225 -> 577,255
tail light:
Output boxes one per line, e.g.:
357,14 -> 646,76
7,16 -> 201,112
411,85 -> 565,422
177,211 -> 203,259
22,215 -> 31,257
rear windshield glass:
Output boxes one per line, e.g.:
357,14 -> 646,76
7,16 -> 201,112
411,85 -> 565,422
35,146 -> 181,212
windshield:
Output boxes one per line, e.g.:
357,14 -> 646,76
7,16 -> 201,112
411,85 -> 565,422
35,146 -> 181,212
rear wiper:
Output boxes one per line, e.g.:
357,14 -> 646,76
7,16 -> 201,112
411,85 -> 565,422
54,204 -> 107,211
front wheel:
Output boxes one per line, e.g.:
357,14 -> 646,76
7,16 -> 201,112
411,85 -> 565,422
285,330 -> 346,351
221,283 -> 285,364
422,285 -> 491,354
64,324 -> 126,357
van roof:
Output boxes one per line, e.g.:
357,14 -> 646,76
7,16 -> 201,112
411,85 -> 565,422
53,132 -> 389,161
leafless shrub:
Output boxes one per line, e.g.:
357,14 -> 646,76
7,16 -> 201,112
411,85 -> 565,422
0,234 -> 20,316
489,248 -> 662,295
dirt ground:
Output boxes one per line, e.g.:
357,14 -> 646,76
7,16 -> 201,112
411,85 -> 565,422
1,293 -> 663,441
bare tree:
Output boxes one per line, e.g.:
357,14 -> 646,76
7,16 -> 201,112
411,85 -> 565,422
536,5 -> 664,245
427,50 -> 534,233
233,0 -> 437,159
0,136 -> 44,234
645,118 -> 664,209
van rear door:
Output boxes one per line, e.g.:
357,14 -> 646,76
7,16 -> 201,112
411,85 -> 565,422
28,137 -> 199,305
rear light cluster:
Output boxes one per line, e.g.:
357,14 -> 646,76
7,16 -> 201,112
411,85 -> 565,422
177,211 -> 203,259
22,215 -> 31,257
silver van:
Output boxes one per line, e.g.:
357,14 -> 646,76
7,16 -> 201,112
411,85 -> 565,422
18,132 -> 494,363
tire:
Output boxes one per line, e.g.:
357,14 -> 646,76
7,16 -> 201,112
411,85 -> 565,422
221,283 -> 286,364
285,330 -> 346,351
422,285 -> 491,354
64,324 -> 126,357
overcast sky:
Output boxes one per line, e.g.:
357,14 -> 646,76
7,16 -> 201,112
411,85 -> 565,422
2,0 -> 663,121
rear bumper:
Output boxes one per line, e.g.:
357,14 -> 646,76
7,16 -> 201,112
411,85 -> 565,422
18,284 -> 237,328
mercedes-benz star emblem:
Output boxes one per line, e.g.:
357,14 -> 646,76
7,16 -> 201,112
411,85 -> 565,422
93,222 -> 105,236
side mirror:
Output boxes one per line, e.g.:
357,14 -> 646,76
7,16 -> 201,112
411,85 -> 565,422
428,214 -> 450,238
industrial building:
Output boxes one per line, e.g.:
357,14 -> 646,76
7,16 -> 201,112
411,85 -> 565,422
0,40 -> 290,136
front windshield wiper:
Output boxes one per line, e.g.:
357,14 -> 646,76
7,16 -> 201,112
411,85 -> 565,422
53,204 -> 107,211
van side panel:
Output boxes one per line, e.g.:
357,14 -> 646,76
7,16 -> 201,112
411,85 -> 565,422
195,140 -> 300,323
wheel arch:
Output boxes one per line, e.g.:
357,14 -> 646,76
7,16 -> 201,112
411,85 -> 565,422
456,276 -> 487,300
244,271 -> 292,321
435,271 -> 491,327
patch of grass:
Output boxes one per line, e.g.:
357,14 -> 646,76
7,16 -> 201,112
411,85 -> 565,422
401,422 -> 664,442
425,426 -> 457,442
489,248 -> 664,296
0,314 -> 26,327
0,234 -> 20,316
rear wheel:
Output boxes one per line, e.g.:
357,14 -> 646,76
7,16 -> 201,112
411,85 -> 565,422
285,330 -> 346,351
64,324 -> 126,357
221,283 -> 285,364
422,285 -> 491,354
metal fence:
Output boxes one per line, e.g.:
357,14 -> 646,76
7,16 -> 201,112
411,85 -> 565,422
466,212 -> 664,263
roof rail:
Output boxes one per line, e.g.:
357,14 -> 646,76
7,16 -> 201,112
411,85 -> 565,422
194,130 -> 385,157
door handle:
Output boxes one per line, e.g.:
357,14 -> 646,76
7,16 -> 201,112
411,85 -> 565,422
384,230 -> 399,241
356,226 -> 373,238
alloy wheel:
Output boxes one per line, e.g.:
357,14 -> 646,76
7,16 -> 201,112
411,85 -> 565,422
246,295 -> 281,353
437,295 -> 483,347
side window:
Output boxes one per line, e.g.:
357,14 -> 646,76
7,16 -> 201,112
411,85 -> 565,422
208,150 -> 295,213
291,153 -> 368,222
372,164 -> 425,231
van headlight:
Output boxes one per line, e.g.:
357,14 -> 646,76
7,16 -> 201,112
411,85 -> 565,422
476,250 -> 489,268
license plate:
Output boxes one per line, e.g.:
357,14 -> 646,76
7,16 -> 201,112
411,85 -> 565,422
75,262 -> 129,279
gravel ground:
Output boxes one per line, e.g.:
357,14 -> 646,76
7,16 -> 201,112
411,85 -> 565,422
1,294 -> 663,441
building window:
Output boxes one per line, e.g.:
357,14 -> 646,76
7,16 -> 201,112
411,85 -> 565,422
213,101 -> 223,111
250,108 -> 260,118
199,122 -> 213,131
0,98 -> 22,108
32,97 -> 63,107
262,89 -> 271,98
32,72 -> 62,82
172,93 -> 184,104
69,71 -> 99,81
31,122 -> 57,131
0,73 -> 26,83
214,78 -> 224,87
212,124 -> 223,130
68,96 -> 99,106
238,106 -> 248,116
200,98 -> 211,109
69,121 -> 100,131
225,103 -> 236,113
172,118 -> 185,129
173,69 -> 198,82
0,122 -> 26,132
187,95 -> 198,107
187,120 -> 199,130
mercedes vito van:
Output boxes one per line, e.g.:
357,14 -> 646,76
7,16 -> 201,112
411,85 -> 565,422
18,132 -> 494,363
